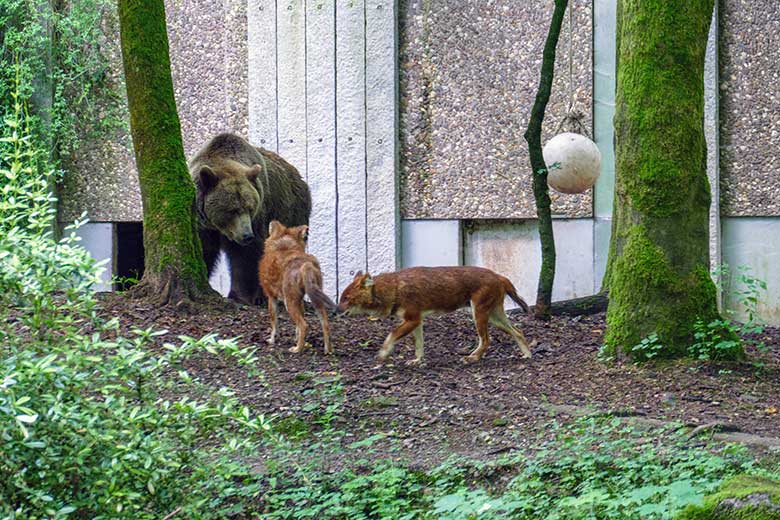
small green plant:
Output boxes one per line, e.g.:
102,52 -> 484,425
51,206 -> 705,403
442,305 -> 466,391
631,332 -> 665,361
688,265 -> 769,361
111,273 -> 141,291
689,318 -> 743,361
301,374 -> 344,434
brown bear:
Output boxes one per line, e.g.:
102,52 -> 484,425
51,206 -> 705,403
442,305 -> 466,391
189,133 -> 311,305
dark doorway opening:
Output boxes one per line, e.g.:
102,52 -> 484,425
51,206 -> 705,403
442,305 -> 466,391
114,222 -> 144,291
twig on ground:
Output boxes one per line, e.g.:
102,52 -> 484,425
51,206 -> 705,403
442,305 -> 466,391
162,507 -> 182,520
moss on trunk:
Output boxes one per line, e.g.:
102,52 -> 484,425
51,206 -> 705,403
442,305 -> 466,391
602,0 -> 739,359
118,0 -> 217,307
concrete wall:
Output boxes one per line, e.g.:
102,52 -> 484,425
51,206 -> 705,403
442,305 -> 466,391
464,220 -> 595,306
62,0 -> 780,325
401,220 -> 460,268
721,218 -> 780,323
248,0 -> 399,300
399,0 -> 594,220
75,223 -> 114,292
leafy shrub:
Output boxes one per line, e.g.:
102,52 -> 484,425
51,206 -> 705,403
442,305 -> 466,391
0,98 -> 272,519
256,417 -> 772,520
1,0 -> 124,159
688,265 -> 768,361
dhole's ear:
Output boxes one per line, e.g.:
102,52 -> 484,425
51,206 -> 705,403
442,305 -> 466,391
198,165 -> 218,192
353,270 -> 364,281
362,274 -> 374,288
297,225 -> 309,242
247,164 -> 263,183
268,220 -> 284,237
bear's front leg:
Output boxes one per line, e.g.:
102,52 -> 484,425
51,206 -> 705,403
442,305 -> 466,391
223,238 -> 265,305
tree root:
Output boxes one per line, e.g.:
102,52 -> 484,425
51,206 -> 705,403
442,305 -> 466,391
127,274 -> 231,314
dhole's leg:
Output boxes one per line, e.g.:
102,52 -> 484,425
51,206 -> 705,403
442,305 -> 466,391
489,307 -> 532,358
267,298 -> 278,344
465,303 -> 491,363
285,295 -> 308,353
408,322 -> 425,365
378,316 -> 421,361
316,305 -> 333,355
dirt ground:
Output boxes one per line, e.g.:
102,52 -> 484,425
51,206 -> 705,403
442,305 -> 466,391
99,293 -> 780,464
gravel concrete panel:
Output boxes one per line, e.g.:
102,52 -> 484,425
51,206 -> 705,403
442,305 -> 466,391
719,0 -> 780,216
399,0 -> 594,220
58,0 -> 248,223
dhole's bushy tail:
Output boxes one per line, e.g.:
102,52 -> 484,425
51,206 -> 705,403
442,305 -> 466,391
502,277 -> 530,313
302,263 -> 336,310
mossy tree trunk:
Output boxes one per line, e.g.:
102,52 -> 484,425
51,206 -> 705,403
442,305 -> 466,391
602,0 -> 739,359
118,0 -> 218,307
524,0 -> 568,321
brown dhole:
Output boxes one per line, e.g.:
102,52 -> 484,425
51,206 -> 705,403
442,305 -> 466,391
259,220 -> 335,354
337,266 -> 532,364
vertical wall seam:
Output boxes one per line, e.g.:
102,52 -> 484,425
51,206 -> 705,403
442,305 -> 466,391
333,0 -> 340,293
304,0 -> 309,182
274,0 -> 280,153
363,0 -> 369,273
393,0 -> 401,268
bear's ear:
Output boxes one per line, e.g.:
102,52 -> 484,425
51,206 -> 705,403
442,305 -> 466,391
268,220 -> 284,237
297,225 -> 309,243
198,165 -> 219,192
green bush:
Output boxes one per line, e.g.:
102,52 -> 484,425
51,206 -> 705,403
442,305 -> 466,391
0,94 -> 272,520
254,417 -> 774,520
1,0 -> 124,159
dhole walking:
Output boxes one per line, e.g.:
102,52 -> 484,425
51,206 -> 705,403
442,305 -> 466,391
337,266 -> 532,364
259,220 -> 335,354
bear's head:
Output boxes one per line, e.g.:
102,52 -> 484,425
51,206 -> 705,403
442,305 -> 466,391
196,163 -> 264,245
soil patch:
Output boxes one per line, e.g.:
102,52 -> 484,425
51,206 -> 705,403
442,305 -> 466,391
98,293 -> 780,465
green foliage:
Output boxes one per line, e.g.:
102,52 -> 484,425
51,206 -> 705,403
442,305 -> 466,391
630,332 -> 666,361
256,416 -> 773,520
0,0 -> 124,160
0,105 -> 272,519
688,265 -> 768,362
689,319 -> 743,361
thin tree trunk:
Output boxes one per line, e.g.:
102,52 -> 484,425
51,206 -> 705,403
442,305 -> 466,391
602,0 -> 740,359
524,0 -> 568,321
118,0 -> 218,308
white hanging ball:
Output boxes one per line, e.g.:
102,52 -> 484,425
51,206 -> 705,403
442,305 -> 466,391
542,132 -> 601,194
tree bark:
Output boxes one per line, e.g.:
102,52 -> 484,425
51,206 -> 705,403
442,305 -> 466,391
602,0 -> 739,359
118,0 -> 218,308
524,0 -> 568,321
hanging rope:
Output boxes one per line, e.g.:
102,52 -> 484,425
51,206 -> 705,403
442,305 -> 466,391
553,4 -> 591,139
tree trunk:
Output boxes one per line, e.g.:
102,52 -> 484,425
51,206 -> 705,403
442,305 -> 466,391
118,0 -> 218,308
602,0 -> 739,359
524,0 -> 568,321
